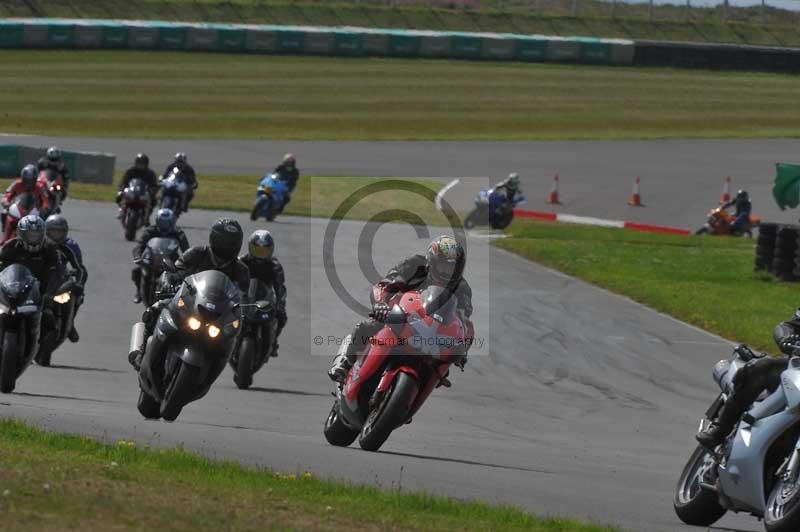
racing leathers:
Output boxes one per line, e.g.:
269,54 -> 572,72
3,178 -> 49,213
328,254 -> 474,383
53,239 -> 87,342
722,195 -> 752,234
240,254 -> 287,356
118,166 -> 159,220
131,226 -> 190,303
492,177 -> 521,203
37,159 -> 70,198
161,162 -> 198,211
274,162 -> 299,211
697,310 -> 800,449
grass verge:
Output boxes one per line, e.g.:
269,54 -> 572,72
495,219 -> 791,351
2,51 -> 800,140
4,0 -> 800,47
0,417 -> 619,532
2,175 -> 450,225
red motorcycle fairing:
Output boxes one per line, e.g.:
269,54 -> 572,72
343,326 -> 396,403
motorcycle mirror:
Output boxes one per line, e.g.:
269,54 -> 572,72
256,300 -> 270,311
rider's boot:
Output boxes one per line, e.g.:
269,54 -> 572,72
67,326 -> 79,343
696,398 -> 741,450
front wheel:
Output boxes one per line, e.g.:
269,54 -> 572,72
324,401 -> 359,447
0,331 -> 17,393
160,362 -> 201,421
233,337 -> 255,390
124,210 -> 138,241
137,389 -> 161,419
463,209 -> 478,229
358,372 -> 418,452
695,226 -> 710,236
673,445 -> 727,526
765,475 -> 800,532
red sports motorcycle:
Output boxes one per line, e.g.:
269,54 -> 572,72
119,177 -> 150,241
3,193 -> 39,243
324,285 -> 468,452
38,169 -> 64,216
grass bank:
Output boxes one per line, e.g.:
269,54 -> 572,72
2,175 -> 449,225
4,0 -> 800,47
0,417 -> 619,532
2,50 -> 800,140
495,219 -> 790,351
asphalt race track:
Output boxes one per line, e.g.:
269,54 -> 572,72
0,194 -> 764,532
5,133 -> 800,228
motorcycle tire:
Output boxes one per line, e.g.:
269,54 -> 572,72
124,211 -> 138,242
695,226 -> 710,235
358,371 -> 418,452
765,474 -> 800,532
160,361 -> 201,422
250,201 -> 261,222
137,389 -> 161,420
234,337 -> 255,390
673,445 -> 727,526
756,243 -> 775,255
492,210 -> 514,230
0,332 -> 17,394
35,338 -> 56,368
463,210 -> 478,229
760,223 -> 779,236
323,401 -> 358,447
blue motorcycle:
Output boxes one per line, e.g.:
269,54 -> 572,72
159,168 -> 190,218
463,187 -> 525,230
250,174 -> 288,222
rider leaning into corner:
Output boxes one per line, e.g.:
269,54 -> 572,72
130,208 -> 190,304
37,147 -> 70,199
45,214 -> 87,343
492,172 -> 522,203
240,230 -> 288,357
128,218 -> 249,369
697,311 -> 800,449
162,152 -> 198,211
273,153 -> 300,212
328,235 -> 475,384
117,153 -> 159,223
721,189 -> 752,235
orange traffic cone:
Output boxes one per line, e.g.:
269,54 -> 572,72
546,174 -> 561,204
720,175 -> 731,204
628,176 -> 643,207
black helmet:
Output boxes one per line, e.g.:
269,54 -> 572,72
18,215 -> 46,252
426,235 -> 465,288
20,164 -> 37,189
737,189 -> 749,201
174,152 -> 187,169
209,218 -> 243,265
135,153 -> 150,168
248,230 -> 274,261
45,214 -> 69,244
155,208 -> 177,235
46,146 -> 62,163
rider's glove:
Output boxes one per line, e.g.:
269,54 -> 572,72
115,191 -> 123,204
780,334 -> 800,354
370,301 -> 391,323
455,355 -> 467,371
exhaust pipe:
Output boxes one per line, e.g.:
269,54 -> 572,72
129,321 -> 145,361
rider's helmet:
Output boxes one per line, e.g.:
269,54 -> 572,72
45,214 -> 69,245
174,152 -> 187,171
18,215 -> 46,252
248,230 -> 274,262
46,147 -> 62,164
737,189 -> 749,202
135,153 -> 150,170
155,208 -> 177,235
209,218 -> 243,266
20,164 -> 37,190
283,153 -> 296,169
426,235 -> 466,288
507,172 -> 520,190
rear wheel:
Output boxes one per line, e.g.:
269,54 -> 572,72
137,389 -> 161,419
250,199 -> 262,221
673,445 -> 727,526
324,401 -> 359,447
234,337 -> 255,390
358,372 -> 418,452
160,362 -> 201,421
0,332 -> 17,393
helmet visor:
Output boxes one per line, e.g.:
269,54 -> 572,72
249,243 -> 274,260
47,227 -> 67,243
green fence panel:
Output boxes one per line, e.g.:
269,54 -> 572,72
22,24 -> 48,48
0,146 -> 20,179
387,33 -> 421,56
74,24 -> 103,48
19,147 -> 45,169
362,32 -> 389,55
577,39 -> 613,64
0,22 -> 24,48
482,37 -> 516,60
303,31 -> 334,55
101,24 -> 128,48
333,31 -> 363,56
245,28 -> 276,52
186,27 -> 217,51
158,25 -> 187,50
546,39 -> 580,62
47,23 -> 75,48
218,28 -> 247,52
419,35 -> 450,57
275,30 -> 305,53
128,25 -> 159,49
60,151 -> 78,182
450,34 -> 483,59
611,42 -> 635,65
514,38 -> 548,61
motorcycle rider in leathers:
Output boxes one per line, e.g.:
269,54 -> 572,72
45,214 -> 87,343
37,147 -> 70,200
328,235 -> 474,383
129,218 -> 249,370
130,208 -> 190,303
697,310 -> 800,449
3,164 -> 50,214
240,230 -> 287,357
116,153 -> 159,223
161,152 -> 198,213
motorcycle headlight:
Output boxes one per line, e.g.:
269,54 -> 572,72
187,317 -> 201,331
208,325 -> 221,338
231,319 -> 240,329
177,297 -> 185,309
53,292 -> 70,304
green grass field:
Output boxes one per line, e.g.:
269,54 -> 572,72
0,418 -> 619,532
2,50 -> 800,140
4,0 -> 800,47
495,220 -> 792,352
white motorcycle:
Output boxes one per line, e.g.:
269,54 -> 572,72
675,345 -> 800,531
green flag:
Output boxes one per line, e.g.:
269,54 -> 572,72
773,163 -> 800,210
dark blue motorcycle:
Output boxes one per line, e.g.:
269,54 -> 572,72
463,187 -> 525,230
250,174 -> 288,222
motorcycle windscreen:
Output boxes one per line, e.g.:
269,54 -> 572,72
184,270 -> 241,323
420,286 -> 458,324
147,237 -> 181,263
0,264 -> 41,310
